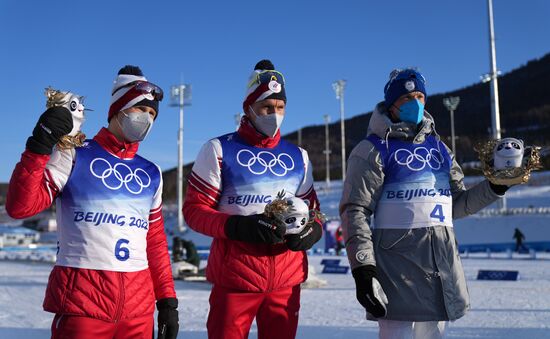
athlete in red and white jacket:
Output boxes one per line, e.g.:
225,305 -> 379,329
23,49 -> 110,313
6,66 -> 178,339
183,60 -> 323,339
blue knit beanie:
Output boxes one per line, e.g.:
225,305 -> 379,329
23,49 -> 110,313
384,68 -> 427,108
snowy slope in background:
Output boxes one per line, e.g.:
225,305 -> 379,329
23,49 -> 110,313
1,255 -> 550,338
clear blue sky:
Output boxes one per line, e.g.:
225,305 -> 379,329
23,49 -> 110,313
1,0 -> 549,182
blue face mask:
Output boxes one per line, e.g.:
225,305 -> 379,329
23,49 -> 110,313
398,99 -> 425,124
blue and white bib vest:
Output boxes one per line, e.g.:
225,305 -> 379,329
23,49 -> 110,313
56,140 -> 161,272
367,134 -> 453,229
217,133 -> 305,216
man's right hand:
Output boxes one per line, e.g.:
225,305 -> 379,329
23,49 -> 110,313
352,265 -> 389,318
225,214 -> 286,244
26,107 -> 73,155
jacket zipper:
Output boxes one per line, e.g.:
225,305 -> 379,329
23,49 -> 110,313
114,272 -> 125,322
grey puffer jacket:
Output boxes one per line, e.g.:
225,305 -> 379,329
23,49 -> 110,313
340,102 -> 502,321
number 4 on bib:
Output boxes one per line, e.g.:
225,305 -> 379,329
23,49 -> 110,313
430,204 -> 445,222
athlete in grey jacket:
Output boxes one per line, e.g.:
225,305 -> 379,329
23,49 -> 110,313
340,68 -> 508,339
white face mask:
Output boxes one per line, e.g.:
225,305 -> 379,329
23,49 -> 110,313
249,105 -> 284,137
118,111 -> 154,142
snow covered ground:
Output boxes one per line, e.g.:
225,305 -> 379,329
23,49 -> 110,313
1,253 -> 550,338
2,172 -> 550,338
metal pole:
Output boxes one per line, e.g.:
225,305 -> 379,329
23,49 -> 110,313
297,128 -> 302,147
488,0 -> 501,141
443,96 -> 460,156
324,114 -> 331,188
171,83 -> 192,233
339,90 -> 346,181
177,85 -> 185,233
333,80 -> 347,181
487,0 -> 506,210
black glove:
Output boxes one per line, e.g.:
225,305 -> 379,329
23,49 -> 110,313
489,182 -> 509,195
285,220 -> 322,251
26,106 -> 73,155
352,265 -> 388,318
225,214 -> 285,244
157,298 -> 179,339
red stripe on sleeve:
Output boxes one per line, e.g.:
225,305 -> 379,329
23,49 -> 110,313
296,185 -> 313,199
298,186 -> 320,211
190,171 -> 221,196
187,172 -> 221,202
149,205 -> 163,223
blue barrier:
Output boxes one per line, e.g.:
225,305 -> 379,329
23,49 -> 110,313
320,259 -> 341,266
477,270 -> 519,281
322,265 -> 350,274
320,258 -> 349,274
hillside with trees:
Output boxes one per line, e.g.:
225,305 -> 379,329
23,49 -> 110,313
284,53 -> 550,181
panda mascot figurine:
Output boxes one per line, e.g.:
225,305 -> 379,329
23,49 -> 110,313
493,137 -> 524,170
45,87 -> 88,149
264,191 -> 311,235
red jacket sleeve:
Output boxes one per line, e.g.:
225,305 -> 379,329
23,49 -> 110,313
146,205 -> 176,300
6,150 -> 58,219
182,179 -> 230,239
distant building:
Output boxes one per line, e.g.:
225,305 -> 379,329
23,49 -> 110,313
0,225 -> 40,248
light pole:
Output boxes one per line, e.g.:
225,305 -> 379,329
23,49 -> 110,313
332,79 -> 347,181
443,96 -> 460,155
170,83 -> 192,233
487,0 -> 502,142
323,114 -> 331,189
485,0 -> 506,211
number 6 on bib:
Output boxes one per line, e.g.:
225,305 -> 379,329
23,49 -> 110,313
115,238 -> 130,261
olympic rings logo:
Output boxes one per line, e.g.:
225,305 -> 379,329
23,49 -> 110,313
394,147 -> 443,171
236,149 -> 295,177
89,158 -> 151,194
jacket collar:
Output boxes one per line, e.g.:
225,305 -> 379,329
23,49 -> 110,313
237,116 -> 281,148
368,101 -> 435,144
93,127 -> 139,159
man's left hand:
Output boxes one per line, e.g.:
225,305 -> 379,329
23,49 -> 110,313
285,219 -> 322,251
157,298 -> 179,339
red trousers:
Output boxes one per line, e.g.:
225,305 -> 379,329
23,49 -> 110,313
207,284 -> 301,339
51,314 -> 154,339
